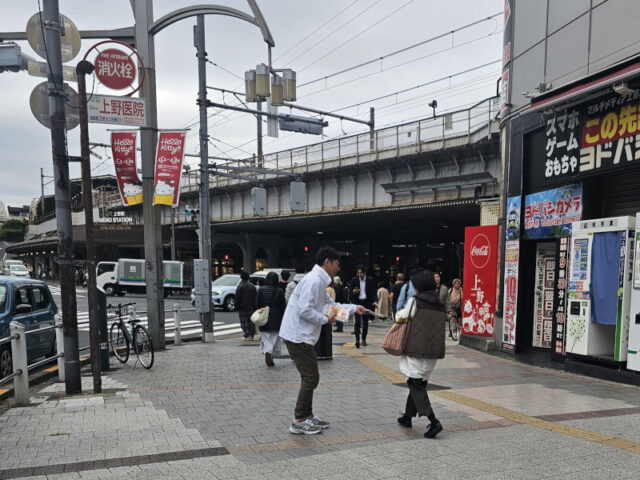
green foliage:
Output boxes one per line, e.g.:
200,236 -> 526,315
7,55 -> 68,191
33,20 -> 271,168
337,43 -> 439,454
0,219 -> 28,241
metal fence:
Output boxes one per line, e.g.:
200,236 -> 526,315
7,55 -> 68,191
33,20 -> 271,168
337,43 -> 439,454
0,320 -> 64,406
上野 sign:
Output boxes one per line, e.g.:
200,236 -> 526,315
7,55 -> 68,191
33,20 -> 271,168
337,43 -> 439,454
87,94 -> 146,127
95,48 -> 136,90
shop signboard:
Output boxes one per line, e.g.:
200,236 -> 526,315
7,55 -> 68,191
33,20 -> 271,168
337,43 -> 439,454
88,94 -> 146,126
506,196 -> 521,240
462,225 -> 498,337
110,131 -> 142,206
524,184 -> 582,239
153,131 -> 187,206
537,90 -> 640,185
551,237 -> 570,357
502,240 -> 519,349
532,244 -> 556,349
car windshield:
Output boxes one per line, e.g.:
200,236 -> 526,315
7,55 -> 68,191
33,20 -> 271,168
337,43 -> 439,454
0,285 -> 6,312
10,265 -> 27,272
212,275 -> 240,287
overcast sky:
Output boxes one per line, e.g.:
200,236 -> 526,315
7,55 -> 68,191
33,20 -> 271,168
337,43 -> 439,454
0,0 -> 503,208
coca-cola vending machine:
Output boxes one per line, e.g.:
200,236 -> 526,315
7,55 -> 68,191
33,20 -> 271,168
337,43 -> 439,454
462,225 -> 498,337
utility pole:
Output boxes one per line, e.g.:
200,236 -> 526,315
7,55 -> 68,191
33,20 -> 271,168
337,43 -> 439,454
256,100 -> 263,168
40,168 -> 46,217
43,0 -> 81,394
76,59 -> 101,393
195,15 -> 214,342
170,207 -> 176,261
134,0 -> 165,349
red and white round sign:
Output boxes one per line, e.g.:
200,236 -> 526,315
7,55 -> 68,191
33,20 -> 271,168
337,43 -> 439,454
469,233 -> 491,269
94,48 -> 136,90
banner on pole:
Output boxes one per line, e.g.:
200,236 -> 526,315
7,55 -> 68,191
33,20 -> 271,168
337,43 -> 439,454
153,131 -> 187,206
111,131 -> 142,206
462,225 -> 499,337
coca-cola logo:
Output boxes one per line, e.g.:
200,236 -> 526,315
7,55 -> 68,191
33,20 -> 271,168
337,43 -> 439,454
469,233 -> 491,269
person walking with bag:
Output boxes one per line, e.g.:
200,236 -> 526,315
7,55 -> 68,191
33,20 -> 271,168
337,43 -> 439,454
255,272 -> 285,367
396,270 -> 446,439
280,246 -> 366,435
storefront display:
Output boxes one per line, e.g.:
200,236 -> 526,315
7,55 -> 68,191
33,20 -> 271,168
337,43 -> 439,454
532,243 -> 556,349
626,213 -> 640,372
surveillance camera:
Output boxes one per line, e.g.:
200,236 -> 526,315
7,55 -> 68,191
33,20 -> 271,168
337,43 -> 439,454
613,82 -> 634,95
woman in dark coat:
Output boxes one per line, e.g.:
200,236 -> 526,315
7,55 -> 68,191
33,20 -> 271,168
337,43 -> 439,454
396,269 -> 446,439
255,271 -> 286,367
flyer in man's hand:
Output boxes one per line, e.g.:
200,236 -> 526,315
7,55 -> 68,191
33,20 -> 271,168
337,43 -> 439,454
322,304 -> 350,322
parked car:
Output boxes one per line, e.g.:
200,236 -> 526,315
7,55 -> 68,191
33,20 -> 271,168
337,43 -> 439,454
191,274 -> 243,312
8,264 -> 29,277
1,260 -> 24,276
252,268 -> 296,283
0,276 -> 58,379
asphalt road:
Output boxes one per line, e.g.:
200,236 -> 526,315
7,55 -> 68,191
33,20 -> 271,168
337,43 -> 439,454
46,283 -> 244,351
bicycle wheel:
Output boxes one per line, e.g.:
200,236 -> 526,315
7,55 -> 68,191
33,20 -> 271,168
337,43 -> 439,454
110,322 -> 129,363
133,325 -> 154,369
449,313 -> 460,341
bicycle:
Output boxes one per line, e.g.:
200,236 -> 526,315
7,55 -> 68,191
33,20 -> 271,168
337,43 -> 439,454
108,302 -> 154,369
448,310 -> 461,341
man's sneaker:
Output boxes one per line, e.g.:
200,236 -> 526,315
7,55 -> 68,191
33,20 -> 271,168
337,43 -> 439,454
289,418 -> 323,435
310,415 -> 330,429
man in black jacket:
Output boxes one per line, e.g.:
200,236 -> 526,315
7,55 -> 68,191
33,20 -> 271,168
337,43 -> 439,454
349,265 -> 377,348
236,271 -> 257,340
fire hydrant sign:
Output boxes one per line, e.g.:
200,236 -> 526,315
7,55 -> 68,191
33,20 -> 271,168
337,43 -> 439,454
153,131 -> 187,206
111,131 -> 143,206
462,225 -> 498,337
87,94 -> 146,126
95,48 -> 136,90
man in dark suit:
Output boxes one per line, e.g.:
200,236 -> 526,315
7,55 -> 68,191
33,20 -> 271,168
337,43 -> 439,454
349,265 -> 377,348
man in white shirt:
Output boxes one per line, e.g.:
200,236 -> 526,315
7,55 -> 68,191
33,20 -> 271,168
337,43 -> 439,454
280,246 -> 366,435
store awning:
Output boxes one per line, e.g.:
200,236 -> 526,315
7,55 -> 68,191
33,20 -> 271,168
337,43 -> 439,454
528,57 -> 640,113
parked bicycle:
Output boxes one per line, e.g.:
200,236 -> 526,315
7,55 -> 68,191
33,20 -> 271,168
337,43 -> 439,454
108,303 -> 154,369
448,310 -> 460,341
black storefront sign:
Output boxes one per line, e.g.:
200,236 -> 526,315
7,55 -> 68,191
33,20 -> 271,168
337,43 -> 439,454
532,90 -> 640,189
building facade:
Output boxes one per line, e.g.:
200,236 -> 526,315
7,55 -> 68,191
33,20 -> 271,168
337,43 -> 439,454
499,0 -> 640,377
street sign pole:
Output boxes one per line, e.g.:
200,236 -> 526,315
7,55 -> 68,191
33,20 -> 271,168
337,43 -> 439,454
195,15 -> 213,342
134,0 -> 165,350
43,0 -> 81,394
76,59 -> 101,394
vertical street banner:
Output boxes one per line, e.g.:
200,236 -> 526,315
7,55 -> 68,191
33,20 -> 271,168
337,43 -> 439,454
462,225 -> 498,337
153,131 -> 187,206
111,131 -> 142,206
502,240 -> 519,349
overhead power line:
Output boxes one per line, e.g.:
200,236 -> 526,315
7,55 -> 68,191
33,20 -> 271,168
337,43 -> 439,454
284,0 -> 385,67
331,59 -> 501,113
299,11 -> 502,88
298,0 -> 417,74
274,0 -> 361,64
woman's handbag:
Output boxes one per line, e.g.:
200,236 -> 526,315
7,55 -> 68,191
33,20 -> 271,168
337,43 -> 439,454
250,306 -> 270,326
381,298 -> 415,356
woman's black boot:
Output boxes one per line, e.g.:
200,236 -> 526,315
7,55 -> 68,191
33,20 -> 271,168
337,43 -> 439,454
397,414 -> 412,428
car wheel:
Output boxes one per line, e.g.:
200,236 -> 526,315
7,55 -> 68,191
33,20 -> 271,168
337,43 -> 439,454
104,284 -> 116,296
224,295 -> 236,312
0,347 -> 13,378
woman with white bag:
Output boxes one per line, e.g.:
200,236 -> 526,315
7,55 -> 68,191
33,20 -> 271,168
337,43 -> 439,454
255,272 -> 286,367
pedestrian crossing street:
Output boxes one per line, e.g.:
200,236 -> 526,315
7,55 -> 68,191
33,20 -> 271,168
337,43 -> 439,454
76,312 -> 243,339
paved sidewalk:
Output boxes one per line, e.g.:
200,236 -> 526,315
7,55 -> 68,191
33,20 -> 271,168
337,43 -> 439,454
1,322 -> 640,479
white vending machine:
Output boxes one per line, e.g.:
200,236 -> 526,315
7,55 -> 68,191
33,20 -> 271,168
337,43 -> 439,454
626,213 -> 640,371
566,216 -> 635,362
